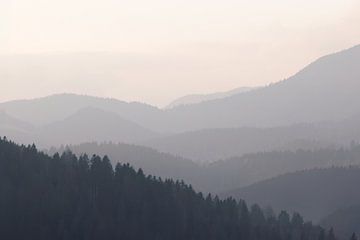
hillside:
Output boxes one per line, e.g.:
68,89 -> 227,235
0,93 -> 165,132
143,112 -> 360,163
165,87 -> 256,109
223,167 -> 360,223
204,147 -> 360,192
0,107 -> 158,148
142,124 -> 335,163
0,111 -> 33,131
0,137 -> 329,240
5,104 -> 360,164
165,45 -> 360,132
321,205 -> 360,240
0,111 -> 34,145
36,107 -> 157,147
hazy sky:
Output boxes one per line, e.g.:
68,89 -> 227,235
1,0 -> 360,106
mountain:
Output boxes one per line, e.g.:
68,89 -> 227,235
164,45 -> 360,132
143,113 -> 360,163
142,124 -> 336,163
2,45 -> 360,135
222,167 -> 360,223
1,45 -> 360,136
0,107 -> 158,148
165,87 -> 256,109
203,147 -> 360,193
321,205 -> 360,240
1,45 -> 360,160
198,145 -> 360,193
0,111 -> 34,145
36,107 -> 157,147
0,110 -> 33,131
0,137 -> 329,240
0,93 -> 165,131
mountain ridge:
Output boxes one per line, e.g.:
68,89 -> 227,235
222,166 -> 360,222
165,86 -> 256,109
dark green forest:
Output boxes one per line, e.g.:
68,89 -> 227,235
0,137 -> 337,240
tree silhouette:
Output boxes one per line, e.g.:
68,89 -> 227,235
0,137 -> 334,240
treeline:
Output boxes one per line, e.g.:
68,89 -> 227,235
48,142 -> 201,187
50,142 -> 360,193
223,166 -> 360,223
321,205 -> 360,240
0,137 -> 334,240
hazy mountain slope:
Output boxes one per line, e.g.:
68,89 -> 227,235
165,87 -> 256,109
49,142 -> 202,189
223,167 -> 360,222
1,45 -> 359,134
142,124 -> 337,162
0,111 -> 33,131
203,146 -> 360,193
165,45 -> 360,132
35,107 -> 157,147
320,205 -> 360,239
0,93 -> 165,131
4,94 -> 360,164
0,111 -> 35,145
143,112 -> 360,163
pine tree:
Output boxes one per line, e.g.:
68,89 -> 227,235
350,233 -> 358,240
327,228 -> 336,240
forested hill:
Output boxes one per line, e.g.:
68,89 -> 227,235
48,142 -> 201,189
51,143 -> 360,194
321,205 -> 360,240
223,167 -> 360,223
0,137 -> 332,240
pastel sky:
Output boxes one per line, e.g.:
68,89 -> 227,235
1,0 -> 360,106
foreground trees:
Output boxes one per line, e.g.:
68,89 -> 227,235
0,137 -> 334,240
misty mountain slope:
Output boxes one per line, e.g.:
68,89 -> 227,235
165,45 -> 360,132
36,107 -> 157,147
49,142 -> 202,189
0,93 -> 165,131
144,110 -> 360,163
202,146 -> 360,193
222,167 -> 360,223
1,45 -> 360,154
320,205 -> 360,239
165,87 -> 256,109
142,124 -> 337,162
1,45 -> 360,135
0,111 -> 33,131
0,111 -> 35,145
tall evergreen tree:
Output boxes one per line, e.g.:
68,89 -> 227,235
350,233 -> 358,240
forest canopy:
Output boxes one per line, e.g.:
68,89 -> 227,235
0,137 -> 338,240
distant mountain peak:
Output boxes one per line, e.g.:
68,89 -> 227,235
165,86 -> 257,109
